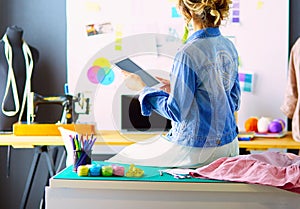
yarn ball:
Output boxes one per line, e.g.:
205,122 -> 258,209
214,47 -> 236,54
112,165 -> 125,177
101,165 -> 113,177
268,119 -> 285,133
274,118 -> 286,129
244,117 -> 258,132
89,164 -> 102,176
77,165 -> 89,177
257,117 -> 272,133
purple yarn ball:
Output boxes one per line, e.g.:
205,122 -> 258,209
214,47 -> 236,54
274,118 -> 285,128
268,121 -> 283,133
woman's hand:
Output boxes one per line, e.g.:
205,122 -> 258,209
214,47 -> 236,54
122,70 -> 146,91
157,77 -> 170,93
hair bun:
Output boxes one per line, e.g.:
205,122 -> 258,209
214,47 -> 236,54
179,0 -> 231,27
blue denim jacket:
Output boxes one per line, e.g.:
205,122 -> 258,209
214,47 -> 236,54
139,27 -> 240,148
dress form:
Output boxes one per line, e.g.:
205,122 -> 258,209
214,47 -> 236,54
0,25 -> 39,131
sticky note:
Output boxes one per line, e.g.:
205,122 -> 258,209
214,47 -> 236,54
171,7 -> 181,18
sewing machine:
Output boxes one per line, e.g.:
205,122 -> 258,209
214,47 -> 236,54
28,92 -> 90,124
12,91 -> 94,136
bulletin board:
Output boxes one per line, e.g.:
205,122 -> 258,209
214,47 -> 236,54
66,0 -> 289,131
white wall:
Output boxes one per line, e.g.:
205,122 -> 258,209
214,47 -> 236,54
220,0 -> 289,130
67,0 -> 289,131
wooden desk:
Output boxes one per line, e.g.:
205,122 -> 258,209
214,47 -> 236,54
1,131 -> 300,150
239,132 -> 300,150
46,181 -> 300,209
0,131 -> 155,148
0,131 -> 300,152
45,165 -> 300,209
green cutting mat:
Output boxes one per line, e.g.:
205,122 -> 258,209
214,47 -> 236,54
54,161 -> 224,183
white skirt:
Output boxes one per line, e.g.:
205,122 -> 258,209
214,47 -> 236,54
106,135 -> 239,168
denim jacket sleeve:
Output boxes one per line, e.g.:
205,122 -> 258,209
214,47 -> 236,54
230,73 -> 241,111
139,51 -> 196,122
139,87 -> 181,121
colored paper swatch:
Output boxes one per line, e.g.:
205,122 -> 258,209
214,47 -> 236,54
239,72 -> 254,92
231,0 -> 240,23
171,7 -> 181,18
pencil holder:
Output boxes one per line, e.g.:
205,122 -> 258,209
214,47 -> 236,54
73,150 -> 92,172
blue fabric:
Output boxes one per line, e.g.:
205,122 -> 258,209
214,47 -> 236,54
139,27 -> 241,148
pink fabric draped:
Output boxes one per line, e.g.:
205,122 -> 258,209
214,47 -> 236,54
190,151 -> 300,193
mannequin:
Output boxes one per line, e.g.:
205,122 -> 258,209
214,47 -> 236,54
0,25 -> 39,131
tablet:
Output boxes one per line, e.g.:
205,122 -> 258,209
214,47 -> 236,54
114,58 -> 161,87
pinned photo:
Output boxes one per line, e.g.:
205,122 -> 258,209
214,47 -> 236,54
86,22 -> 113,36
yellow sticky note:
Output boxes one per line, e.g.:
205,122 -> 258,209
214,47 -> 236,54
85,2 -> 101,12
257,0 -> 264,10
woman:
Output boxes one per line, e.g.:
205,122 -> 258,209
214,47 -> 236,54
281,37 -> 300,143
107,0 -> 241,168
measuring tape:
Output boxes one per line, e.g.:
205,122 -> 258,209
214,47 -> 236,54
1,34 -> 34,122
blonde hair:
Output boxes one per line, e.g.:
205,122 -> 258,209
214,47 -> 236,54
177,0 -> 232,28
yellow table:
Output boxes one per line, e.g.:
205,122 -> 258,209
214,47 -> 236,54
238,132 -> 300,152
0,130 -> 157,148
1,130 -> 300,150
